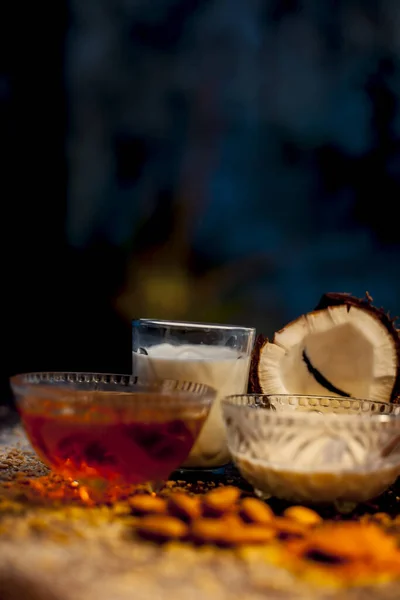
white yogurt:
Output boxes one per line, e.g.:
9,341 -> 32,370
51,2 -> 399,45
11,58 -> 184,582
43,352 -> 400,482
133,343 -> 250,467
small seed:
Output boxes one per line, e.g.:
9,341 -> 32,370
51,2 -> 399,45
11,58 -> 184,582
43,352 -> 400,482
202,486 -> 240,516
136,515 -> 189,543
128,495 -> 167,516
167,492 -> 201,522
283,506 -> 322,527
239,497 -> 274,525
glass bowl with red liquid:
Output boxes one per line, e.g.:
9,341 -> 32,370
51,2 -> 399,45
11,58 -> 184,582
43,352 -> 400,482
10,373 -> 216,498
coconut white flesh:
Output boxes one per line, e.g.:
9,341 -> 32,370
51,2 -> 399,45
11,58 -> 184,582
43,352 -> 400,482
258,305 -> 398,402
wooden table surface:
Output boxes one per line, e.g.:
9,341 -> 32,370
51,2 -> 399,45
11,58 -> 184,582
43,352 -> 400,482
0,414 -> 399,600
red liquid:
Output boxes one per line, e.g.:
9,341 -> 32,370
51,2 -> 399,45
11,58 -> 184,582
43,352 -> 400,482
19,398 -> 206,487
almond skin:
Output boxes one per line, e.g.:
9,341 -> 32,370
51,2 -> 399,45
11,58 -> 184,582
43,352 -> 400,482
191,516 -> 275,546
283,506 -> 322,527
136,515 -> 188,543
239,497 -> 274,525
128,495 -> 167,516
167,492 -> 201,522
202,486 -> 240,516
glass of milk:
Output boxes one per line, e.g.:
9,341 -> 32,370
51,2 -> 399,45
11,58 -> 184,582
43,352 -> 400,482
132,319 -> 255,471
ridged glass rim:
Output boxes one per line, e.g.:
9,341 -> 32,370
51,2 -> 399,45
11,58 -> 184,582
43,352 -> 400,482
133,318 -> 255,332
10,372 -> 216,407
222,394 -> 400,427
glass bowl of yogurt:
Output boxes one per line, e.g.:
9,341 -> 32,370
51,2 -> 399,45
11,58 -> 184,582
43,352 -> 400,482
132,319 -> 255,470
221,394 -> 400,508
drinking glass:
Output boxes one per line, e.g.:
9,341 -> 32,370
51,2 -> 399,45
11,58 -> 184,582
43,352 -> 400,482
132,319 -> 255,472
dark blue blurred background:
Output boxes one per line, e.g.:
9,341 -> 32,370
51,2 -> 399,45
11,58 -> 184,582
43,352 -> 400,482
2,0 -> 400,406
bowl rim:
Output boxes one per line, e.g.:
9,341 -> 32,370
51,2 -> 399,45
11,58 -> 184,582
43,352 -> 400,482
221,393 -> 400,425
10,372 -> 217,406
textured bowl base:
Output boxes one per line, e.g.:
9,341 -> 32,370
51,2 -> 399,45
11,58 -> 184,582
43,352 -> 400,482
333,500 -> 359,514
235,455 -> 400,506
254,488 -> 357,513
172,463 -> 231,479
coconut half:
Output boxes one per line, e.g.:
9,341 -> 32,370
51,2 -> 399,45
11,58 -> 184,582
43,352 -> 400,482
249,292 -> 400,404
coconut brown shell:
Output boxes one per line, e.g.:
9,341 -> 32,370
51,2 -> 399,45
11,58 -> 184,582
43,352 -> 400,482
249,292 -> 400,403
314,292 -> 400,404
248,333 -> 267,393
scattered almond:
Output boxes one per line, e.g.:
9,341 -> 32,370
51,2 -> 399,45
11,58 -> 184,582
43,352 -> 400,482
136,515 -> 188,543
128,495 -> 167,516
283,506 -> 323,527
239,497 -> 274,525
191,517 -> 234,546
1,445 -> 400,588
202,486 -> 240,516
191,514 -> 275,547
225,523 -> 276,546
167,492 -> 201,522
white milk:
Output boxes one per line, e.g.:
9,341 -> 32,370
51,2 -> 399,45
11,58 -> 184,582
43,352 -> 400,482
133,343 -> 250,468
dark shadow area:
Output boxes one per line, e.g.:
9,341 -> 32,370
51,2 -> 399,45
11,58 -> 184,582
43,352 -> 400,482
2,0 -> 400,409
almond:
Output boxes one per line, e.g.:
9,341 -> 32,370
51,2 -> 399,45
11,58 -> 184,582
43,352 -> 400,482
191,516 -> 274,546
128,494 -> 167,516
136,515 -> 188,543
226,523 -> 275,546
202,486 -> 240,516
191,517 -> 234,545
167,492 -> 201,522
239,497 -> 274,525
283,506 -> 322,527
